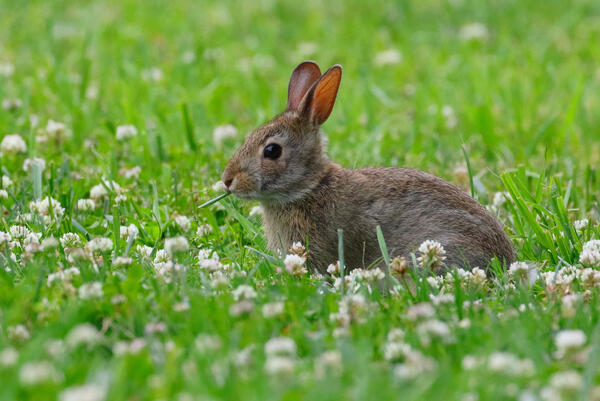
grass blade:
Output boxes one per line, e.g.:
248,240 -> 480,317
180,102 -> 197,152
198,193 -> 230,209
338,229 -> 345,295
461,146 -> 475,198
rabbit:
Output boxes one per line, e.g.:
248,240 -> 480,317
221,61 -> 515,274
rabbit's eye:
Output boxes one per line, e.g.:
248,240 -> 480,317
263,143 -> 282,160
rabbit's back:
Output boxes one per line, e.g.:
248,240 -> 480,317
349,167 -> 515,269
262,165 -> 515,273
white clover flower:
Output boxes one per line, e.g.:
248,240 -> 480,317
116,125 -> 138,140
549,370 -> 582,391
77,198 -> 95,212
197,248 -> 217,261
459,22 -> 489,41
175,215 -> 191,232
47,267 -> 80,286
578,268 -> 600,289
111,294 -> 127,305
22,157 -> 46,172
574,218 -> 588,231
314,350 -> 343,376
196,223 -> 213,237
78,282 -> 103,299
283,253 -> 307,277
363,267 -> 385,282
509,261 -> 529,276
29,196 -> 65,223
114,194 -> 127,203
580,239 -> 600,268
384,341 -> 412,362
417,240 -> 446,270
295,42 -> 318,57
182,50 -> 196,64
213,124 -> 238,144
41,236 -> 59,250
46,119 -> 70,140
212,180 -> 227,192
0,347 -> 18,367
144,322 -> 167,335
85,84 -> 99,99
89,184 -> 106,199
201,257 -> 224,273
426,276 -> 443,290
315,350 -> 344,378
374,49 -> 402,66
466,267 -> 487,287
265,337 -> 296,357
136,244 -> 153,259
0,134 -> 27,154
9,225 -> 30,241
327,261 -> 340,276
387,328 -> 405,343
60,232 -> 82,248
153,261 -> 186,282
195,334 -> 222,353
23,231 -> 42,247
19,361 -> 62,385
119,166 -> 141,179
90,179 -> 120,200
210,271 -> 229,290
2,98 -> 22,110
406,302 -> 435,321
154,249 -> 169,264
0,62 -> 14,76
249,205 -> 263,217
8,324 -> 30,342
141,67 -> 163,82
493,191 -> 511,208
173,300 -> 190,311
262,302 -> 284,318
232,284 -> 257,301
66,323 -> 102,348
113,338 -> 146,355
87,237 -> 113,253
0,231 -> 12,245
554,330 -> 586,354
2,175 -> 12,187
120,224 -> 138,240
264,356 -> 295,375
429,292 -> 455,306
487,352 -> 534,377
416,319 -> 451,346
394,349 -> 437,380
229,300 -> 254,317
59,383 -> 107,401
0,189 -> 7,200
113,256 -> 133,267
441,105 -> 458,129
164,236 -> 189,256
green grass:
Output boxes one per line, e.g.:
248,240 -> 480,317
1,0 -> 600,400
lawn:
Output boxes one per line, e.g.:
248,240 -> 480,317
1,0 -> 600,400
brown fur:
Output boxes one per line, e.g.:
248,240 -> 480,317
222,61 -> 515,273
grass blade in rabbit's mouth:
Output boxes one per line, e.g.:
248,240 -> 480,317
198,193 -> 230,209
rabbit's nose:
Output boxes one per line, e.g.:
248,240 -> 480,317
224,178 -> 233,188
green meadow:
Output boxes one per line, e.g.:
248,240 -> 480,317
1,0 -> 600,400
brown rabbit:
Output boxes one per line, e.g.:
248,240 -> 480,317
222,61 -> 515,274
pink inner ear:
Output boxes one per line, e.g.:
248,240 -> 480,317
287,62 -> 322,111
310,66 -> 342,125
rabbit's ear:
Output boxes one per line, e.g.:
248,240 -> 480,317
287,61 -> 322,111
301,65 -> 342,125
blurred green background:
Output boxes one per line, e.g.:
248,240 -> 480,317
2,0 -> 599,184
